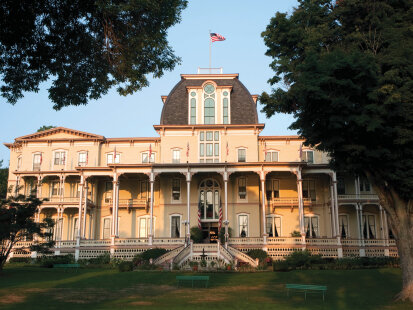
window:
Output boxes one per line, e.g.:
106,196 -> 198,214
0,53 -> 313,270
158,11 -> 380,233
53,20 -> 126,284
54,151 -> 66,165
172,150 -> 180,163
303,150 -> 314,163
16,156 -> 22,170
199,131 -> 219,162
222,91 -> 230,124
190,91 -> 197,124
50,181 -> 59,197
139,180 -> 148,199
138,216 -> 155,238
107,153 -> 120,164
203,84 -> 215,124
25,179 -> 36,196
304,216 -> 319,238
238,214 -> 248,237
103,218 -> 111,239
171,215 -> 181,238
78,152 -> 87,166
238,177 -> 247,200
302,180 -> 316,201
69,182 -> 80,198
142,152 -> 155,163
339,215 -> 349,238
266,179 -> 279,200
265,151 -> 279,162
360,179 -> 371,192
238,149 -> 246,162
337,178 -> 346,195
266,216 -> 281,237
104,181 -> 112,202
362,215 -> 376,239
199,179 -> 220,220
172,178 -> 181,201
33,153 -> 41,171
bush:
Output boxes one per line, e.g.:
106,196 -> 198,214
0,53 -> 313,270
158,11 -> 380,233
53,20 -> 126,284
273,260 -> 290,272
118,261 -> 134,272
190,226 -> 203,243
140,248 -> 167,262
8,257 -> 32,263
88,253 -> 111,265
38,254 -> 74,268
200,260 -> 207,267
219,227 -> 233,244
246,249 -> 268,263
291,230 -> 301,237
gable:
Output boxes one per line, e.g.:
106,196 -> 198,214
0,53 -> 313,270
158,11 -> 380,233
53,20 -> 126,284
15,127 -> 104,141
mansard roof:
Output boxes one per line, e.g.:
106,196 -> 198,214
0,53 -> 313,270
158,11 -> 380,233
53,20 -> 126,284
160,74 -> 259,125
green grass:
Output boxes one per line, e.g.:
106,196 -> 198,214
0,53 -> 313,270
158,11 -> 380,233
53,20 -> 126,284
0,265 -> 411,310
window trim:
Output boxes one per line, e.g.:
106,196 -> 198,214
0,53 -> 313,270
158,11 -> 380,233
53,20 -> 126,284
172,149 -> 181,164
304,214 -> 320,238
78,151 -> 88,166
237,213 -> 249,238
302,150 -> 314,164
107,152 -> 121,165
53,149 -> 67,167
266,214 -> 282,237
171,178 -> 181,202
237,147 -> 247,163
169,214 -> 182,238
362,213 -> 376,239
32,152 -> 42,171
338,213 -> 350,238
265,150 -> 279,162
137,215 -> 155,238
188,90 -> 198,124
237,177 -> 247,201
102,217 -> 111,239
141,152 -> 155,163
221,89 -> 231,124
17,156 -> 22,171
202,81 -> 217,125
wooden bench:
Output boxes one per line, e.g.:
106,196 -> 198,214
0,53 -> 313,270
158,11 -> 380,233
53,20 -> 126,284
286,284 -> 327,301
176,276 -> 209,288
53,264 -> 80,272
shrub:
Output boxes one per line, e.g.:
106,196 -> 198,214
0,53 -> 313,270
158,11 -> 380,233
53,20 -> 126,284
190,226 -> 203,243
219,227 -> 233,244
291,230 -> 301,237
38,254 -> 74,268
189,261 -> 198,267
246,249 -> 268,263
273,260 -> 290,272
132,254 -> 144,267
200,260 -> 207,267
8,257 -> 32,263
118,261 -> 134,272
140,248 -> 167,262
88,253 -> 111,265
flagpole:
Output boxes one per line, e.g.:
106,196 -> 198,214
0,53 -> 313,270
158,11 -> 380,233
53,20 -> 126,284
209,29 -> 211,73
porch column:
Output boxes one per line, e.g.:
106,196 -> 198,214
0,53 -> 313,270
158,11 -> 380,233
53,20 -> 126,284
330,183 -> 337,237
82,180 -> 88,239
36,176 -> 42,198
383,210 -> 390,256
358,203 -> 366,256
260,171 -> 267,244
55,207 -> 63,255
379,205 -> 385,240
59,175 -> 64,202
75,175 -> 84,261
223,171 -> 229,247
331,172 -> 340,237
295,170 -> 305,239
111,174 -> 119,242
186,172 -> 191,245
149,172 -> 155,245
15,176 -> 20,196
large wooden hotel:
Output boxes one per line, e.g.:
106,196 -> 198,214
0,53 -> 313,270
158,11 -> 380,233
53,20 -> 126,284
6,69 -> 397,266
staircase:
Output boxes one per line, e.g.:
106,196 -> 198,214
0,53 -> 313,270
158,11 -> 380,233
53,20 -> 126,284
155,242 -> 258,268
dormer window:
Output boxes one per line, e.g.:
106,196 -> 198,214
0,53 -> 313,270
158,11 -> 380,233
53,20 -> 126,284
222,90 -> 230,124
204,84 -> 216,124
189,91 -> 197,124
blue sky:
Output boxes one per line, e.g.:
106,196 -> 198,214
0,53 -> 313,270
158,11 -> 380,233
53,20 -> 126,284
0,0 -> 299,165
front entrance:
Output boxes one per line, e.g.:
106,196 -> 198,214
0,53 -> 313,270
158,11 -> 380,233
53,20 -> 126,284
201,222 -> 219,243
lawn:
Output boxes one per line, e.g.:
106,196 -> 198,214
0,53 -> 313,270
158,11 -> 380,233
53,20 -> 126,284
0,265 -> 411,310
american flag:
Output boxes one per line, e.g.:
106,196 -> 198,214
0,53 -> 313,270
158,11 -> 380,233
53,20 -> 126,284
186,142 -> 190,158
218,200 -> 223,233
210,33 -> 226,42
86,151 -> 88,165
264,141 -> 268,160
226,141 -> 229,156
40,153 -> 42,165
299,143 -> 303,161
149,144 -> 152,160
114,147 -> 117,160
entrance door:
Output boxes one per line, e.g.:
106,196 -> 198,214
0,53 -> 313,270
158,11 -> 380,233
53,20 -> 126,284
201,222 -> 219,243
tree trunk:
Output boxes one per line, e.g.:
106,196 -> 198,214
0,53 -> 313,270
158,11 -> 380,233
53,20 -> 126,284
391,206 -> 413,302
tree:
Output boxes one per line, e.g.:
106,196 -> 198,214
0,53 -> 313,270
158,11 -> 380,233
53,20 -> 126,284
0,0 -> 187,110
260,0 -> 413,301
37,126 -> 56,132
0,160 -> 8,199
0,194 -> 54,270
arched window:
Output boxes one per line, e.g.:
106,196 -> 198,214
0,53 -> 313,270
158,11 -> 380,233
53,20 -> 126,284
189,91 -> 197,124
199,178 -> 220,220
222,90 -> 230,124
203,84 -> 215,124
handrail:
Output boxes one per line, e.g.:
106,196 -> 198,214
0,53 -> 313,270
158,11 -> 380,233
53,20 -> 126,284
227,245 -> 258,267
172,245 -> 191,266
154,245 -> 185,265
219,244 -> 234,263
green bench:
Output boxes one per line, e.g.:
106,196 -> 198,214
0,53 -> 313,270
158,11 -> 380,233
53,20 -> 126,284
286,284 -> 327,301
176,276 -> 209,288
53,264 -> 80,272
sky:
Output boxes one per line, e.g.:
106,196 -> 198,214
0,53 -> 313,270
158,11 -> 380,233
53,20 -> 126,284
0,0 -> 299,165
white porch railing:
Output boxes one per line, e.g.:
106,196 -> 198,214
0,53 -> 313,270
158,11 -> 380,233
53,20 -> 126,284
81,239 -> 111,246
364,239 -> 387,246
228,237 -> 264,245
153,238 -> 185,245
115,238 -> 148,245
14,241 -> 33,248
60,241 -> 77,248
267,237 -> 303,245
305,238 -> 338,246
337,194 -> 379,200
341,239 -> 361,246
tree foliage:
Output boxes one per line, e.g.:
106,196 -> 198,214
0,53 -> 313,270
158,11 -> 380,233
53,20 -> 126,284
0,0 -> 187,110
0,160 -> 8,199
260,0 -> 413,301
37,125 -> 56,132
0,194 -> 54,269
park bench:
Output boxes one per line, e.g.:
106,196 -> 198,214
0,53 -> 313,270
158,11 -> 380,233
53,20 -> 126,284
53,264 -> 80,272
176,275 -> 209,288
285,284 -> 327,301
